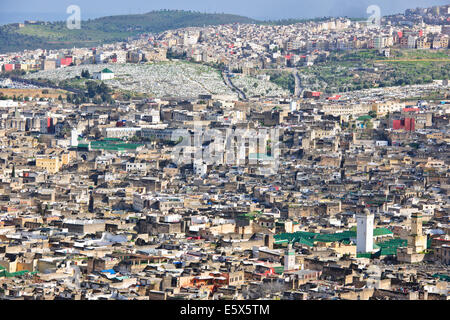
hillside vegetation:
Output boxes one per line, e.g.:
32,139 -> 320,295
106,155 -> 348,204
297,49 -> 450,94
0,10 -> 258,53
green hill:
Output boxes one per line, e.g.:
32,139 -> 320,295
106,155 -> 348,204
0,10 -> 258,53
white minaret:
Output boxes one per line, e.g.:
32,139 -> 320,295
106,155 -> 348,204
290,100 -> 297,112
356,208 -> 374,253
71,128 -> 78,147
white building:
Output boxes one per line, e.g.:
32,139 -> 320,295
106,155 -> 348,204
356,209 -> 374,253
93,68 -> 115,81
71,128 -> 78,147
290,101 -> 298,112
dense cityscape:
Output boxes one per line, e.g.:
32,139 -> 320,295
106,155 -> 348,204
0,2 -> 448,302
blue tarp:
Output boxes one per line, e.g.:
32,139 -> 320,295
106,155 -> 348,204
101,269 -> 116,274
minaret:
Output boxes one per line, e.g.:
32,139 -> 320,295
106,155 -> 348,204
71,128 -> 78,147
411,212 -> 422,236
356,208 -> 374,253
409,212 -> 427,253
284,243 -> 296,272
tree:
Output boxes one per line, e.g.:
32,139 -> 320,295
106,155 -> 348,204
86,81 -> 98,98
81,69 -> 91,79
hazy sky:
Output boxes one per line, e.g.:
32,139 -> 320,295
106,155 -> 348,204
0,0 -> 448,24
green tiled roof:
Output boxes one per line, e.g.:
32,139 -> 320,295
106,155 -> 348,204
296,237 -> 315,247
77,140 -> 143,152
273,266 -> 285,274
357,238 -> 408,258
432,274 -> 450,282
275,228 -> 394,247
101,68 -> 114,73
373,228 -> 394,237
0,269 -> 38,278
314,231 -> 355,243
273,232 -> 315,247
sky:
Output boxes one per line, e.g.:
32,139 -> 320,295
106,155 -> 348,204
0,0 -> 448,25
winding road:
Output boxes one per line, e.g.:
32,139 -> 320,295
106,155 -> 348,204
222,72 -> 247,100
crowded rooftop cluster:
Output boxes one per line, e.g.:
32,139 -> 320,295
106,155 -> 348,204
0,4 -> 448,301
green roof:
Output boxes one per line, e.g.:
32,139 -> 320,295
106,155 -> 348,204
377,238 -> 408,256
297,237 -> 315,247
432,274 -> 450,282
373,228 -> 394,237
273,266 -> 285,274
274,228 -> 393,247
0,269 -> 38,278
356,238 -> 408,258
77,140 -> 143,152
101,68 -> 114,74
